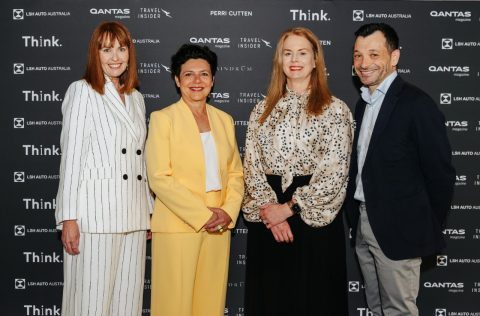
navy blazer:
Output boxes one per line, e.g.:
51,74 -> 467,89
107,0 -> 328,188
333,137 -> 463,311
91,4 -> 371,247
344,76 -> 456,260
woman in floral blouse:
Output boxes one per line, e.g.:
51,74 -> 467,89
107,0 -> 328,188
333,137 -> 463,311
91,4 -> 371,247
242,27 -> 354,315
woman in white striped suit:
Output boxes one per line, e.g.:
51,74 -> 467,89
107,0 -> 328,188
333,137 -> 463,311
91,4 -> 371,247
55,21 -> 153,316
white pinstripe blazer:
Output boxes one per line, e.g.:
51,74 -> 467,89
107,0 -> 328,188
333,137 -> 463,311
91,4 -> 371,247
55,78 -> 153,233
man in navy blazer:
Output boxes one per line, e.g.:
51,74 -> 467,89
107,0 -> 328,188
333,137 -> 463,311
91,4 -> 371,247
344,23 -> 455,315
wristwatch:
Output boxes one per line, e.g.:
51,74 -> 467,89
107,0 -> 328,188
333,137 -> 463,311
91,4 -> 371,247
287,200 -> 302,215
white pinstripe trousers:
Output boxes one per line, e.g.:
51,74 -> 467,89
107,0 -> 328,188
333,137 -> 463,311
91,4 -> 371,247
62,231 -> 146,316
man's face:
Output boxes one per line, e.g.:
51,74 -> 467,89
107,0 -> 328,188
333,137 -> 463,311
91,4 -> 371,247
353,30 -> 400,93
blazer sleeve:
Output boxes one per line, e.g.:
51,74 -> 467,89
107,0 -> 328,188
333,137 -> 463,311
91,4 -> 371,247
135,91 -> 155,214
413,93 -> 456,224
145,111 -> 212,232
221,116 -> 245,229
55,81 -> 92,226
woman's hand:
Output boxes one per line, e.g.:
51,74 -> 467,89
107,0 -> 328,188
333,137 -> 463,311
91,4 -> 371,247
270,221 -> 294,243
204,207 -> 232,233
61,220 -> 80,255
259,203 -> 293,229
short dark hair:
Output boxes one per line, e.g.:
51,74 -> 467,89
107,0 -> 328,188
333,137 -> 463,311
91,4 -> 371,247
170,44 -> 218,79
354,23 -> 399,52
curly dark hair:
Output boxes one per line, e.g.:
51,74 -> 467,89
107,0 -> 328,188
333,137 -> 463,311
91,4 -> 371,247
170,44 -> 218,80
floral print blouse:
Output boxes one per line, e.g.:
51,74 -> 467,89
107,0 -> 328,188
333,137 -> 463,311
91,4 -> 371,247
242,88 -> 354,227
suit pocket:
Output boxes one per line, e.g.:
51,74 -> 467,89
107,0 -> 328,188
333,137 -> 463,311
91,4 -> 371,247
81,166 -> 113,180
394,189 -> 433,245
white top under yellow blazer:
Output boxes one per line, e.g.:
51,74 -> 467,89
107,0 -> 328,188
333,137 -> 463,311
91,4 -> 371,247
145,98 -> 244,233
55,78 -> 153,233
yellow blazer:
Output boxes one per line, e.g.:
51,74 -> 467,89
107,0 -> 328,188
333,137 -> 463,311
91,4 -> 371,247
145,98 -> 244,233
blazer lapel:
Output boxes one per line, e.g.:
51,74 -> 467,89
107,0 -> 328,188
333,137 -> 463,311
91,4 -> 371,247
366,76 -> 403,154
175,99 -> 206,180
103,80 -> 139,141
130,92 -> 145,126
353,100 -> 367,153
206,105 -> 225,174
126,92 -> 147,141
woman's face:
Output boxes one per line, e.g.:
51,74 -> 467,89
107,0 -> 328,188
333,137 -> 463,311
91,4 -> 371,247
175,58 -> 214,104
281,34 -> 316,84
99,37 -> 129,80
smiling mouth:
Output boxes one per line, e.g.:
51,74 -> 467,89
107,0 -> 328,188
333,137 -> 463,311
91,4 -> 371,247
290,66 -> 303,71
357,68 -> 378,77
360,70 -> 374,75
190,87 -> 203,91
109,64 -> 123,69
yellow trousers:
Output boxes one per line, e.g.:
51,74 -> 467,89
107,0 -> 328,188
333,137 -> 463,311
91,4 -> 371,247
151,192 -> 231,316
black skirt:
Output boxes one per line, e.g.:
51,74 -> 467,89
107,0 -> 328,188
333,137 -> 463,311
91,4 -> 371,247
245,174 -> 348,316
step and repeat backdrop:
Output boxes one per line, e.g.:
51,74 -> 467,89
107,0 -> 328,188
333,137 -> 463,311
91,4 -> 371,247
2,0 -> 480,315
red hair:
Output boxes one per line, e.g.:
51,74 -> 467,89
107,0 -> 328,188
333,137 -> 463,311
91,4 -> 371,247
259,27 -> 332,124
83,21 -> 138,94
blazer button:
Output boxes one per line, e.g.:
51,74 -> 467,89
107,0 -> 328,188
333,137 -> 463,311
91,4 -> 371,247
136,149 -> 142,155
123,174 -> 128,180
137,175 -> 142,181
121,148 -> 127,154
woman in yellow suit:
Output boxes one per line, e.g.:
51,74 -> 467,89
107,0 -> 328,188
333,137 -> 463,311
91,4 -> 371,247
145,44 -> 244,316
